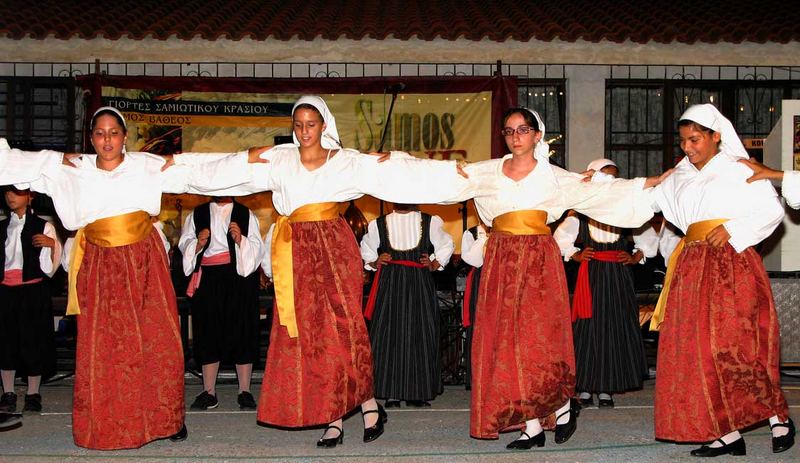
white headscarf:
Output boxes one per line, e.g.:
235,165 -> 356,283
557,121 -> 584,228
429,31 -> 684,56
679,104 -> 748,160
91,106 -> 128,153
522,108 -> 550,159
586,158 -> 617,172
291,95 -> 342,150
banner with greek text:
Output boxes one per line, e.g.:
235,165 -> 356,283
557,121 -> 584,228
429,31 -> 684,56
78,75 -> 517,252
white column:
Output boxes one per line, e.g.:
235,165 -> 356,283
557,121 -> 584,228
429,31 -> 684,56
564,65 -> 609,172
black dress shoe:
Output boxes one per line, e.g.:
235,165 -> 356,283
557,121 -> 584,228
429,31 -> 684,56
405,400 -> 431,407
506,430 -> 545,449
362,403 -> 388,443
554,400 -> 579,444
690,437 -> 746,457
0,412 -> 22,430
579,396 -> 593,407
384,399 -> 402,409
317,425 -> 343,448
771,418 -> 795,453
169,424 -> 188,442
597,396 -> 614,408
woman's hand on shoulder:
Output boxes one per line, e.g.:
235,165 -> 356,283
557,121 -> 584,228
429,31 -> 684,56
248,146 -> 273,164
62,153 -> 81,168
644,168 -> 675,188
738,158 -> 784,183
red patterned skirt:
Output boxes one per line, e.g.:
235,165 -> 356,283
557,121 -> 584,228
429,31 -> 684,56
257,217 -> 374,427
73,228 -> 184,450
470,233 -> 575,439
654,242 -> 789,442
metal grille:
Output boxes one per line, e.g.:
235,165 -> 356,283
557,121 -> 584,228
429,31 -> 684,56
606,67 -> 800,176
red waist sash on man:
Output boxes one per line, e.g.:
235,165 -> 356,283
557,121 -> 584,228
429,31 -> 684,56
364,260 -> 427,320
186,252 -> 231,297
571,250 -> 624,322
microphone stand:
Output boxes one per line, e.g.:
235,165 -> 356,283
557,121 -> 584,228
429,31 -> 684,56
377,83 -> 404,216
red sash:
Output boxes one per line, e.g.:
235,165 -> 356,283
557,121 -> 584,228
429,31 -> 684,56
186,251 -> 231,297
571,250 -> 622,322
0,268 -> 43,286
364,259 -> 427,320
462,267 -> 477,328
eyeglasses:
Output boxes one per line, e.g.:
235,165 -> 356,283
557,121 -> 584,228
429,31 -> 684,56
500,126 -> 537,137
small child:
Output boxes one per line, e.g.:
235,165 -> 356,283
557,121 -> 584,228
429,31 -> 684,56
0,186 -> 61,413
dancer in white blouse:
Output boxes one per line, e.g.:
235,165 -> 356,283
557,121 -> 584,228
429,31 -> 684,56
553,159 -> 655,411
202,95 -> 470,448
360,204 -> 454,409
649,104 -> 794,457
0,107 -> 254,450
460,108 -> 661,449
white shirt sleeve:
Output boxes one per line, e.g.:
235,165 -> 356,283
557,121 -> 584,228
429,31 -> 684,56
632,223 -> 658,263
234,211 -> 264,277
783,170 -> 800,210
153,221 -> 171,255
359,219 -> 381,271
61,236 -> 73,273
39,221 -> 62,277
261,223 -> 275,278
460,227 -> 487,268
0,140 -> 63,195
160,151 -> 258,195
356,152 -> 472,205
723,178 -> 785,252
428,215 -> 454,270
659,222 -> 682,262
177,213 -> 200,276
553,214 -> 580,261
560,175 -> 655,229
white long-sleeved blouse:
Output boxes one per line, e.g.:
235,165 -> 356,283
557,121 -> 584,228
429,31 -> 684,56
553,214 -> 655,262
462,153 -> 653,229
199,145 -> 470,216
460,225 -> 488,268
0,139 -> 250,231
649,151 -> 784,253
178,202 -> 263,278
360,211 -> 454,271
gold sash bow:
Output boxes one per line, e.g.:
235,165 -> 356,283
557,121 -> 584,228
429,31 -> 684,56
491,210 -> 550,235
650,218 -> 729,331
271,202 -> 341,338
66,211 -> 152,315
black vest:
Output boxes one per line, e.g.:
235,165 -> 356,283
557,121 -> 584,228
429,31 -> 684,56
0,210 -> 48,282
192,201 -> 251,273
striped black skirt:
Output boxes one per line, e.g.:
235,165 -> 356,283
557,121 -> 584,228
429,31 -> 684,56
572,260 -> 647,393
369,264 -> 442,401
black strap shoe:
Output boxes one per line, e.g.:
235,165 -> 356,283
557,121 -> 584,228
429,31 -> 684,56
506,430 -> 545,449
690,437 -> 746,457
317,425 -> 343,448
0,412 -> 22,430
169,424 -> 188,442
384,399 -> 402,409
362,403 -> 388,443
554,399 -> 579,444
771,418 -> 795,454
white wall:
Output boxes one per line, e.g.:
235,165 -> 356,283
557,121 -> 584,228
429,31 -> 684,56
564,65 -> 610,171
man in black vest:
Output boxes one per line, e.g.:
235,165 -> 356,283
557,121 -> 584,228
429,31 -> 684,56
0,186 -> 61,414
178,197 -> 263,411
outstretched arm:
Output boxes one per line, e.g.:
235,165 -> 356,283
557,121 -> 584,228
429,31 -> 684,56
356,151 -> 473,205
0,138 -> 63,194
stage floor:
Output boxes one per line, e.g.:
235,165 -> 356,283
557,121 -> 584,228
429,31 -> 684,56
2,377 -> 799,462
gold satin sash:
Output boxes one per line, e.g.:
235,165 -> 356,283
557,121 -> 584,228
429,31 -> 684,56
650,218 -> 729,331
491,210 -> 550,235
271,202 -> 341,338
67,211 -> 152,315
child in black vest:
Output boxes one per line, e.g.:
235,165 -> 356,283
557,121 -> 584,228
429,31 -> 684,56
0,186 -> 61,413
178,197 -> 263,411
